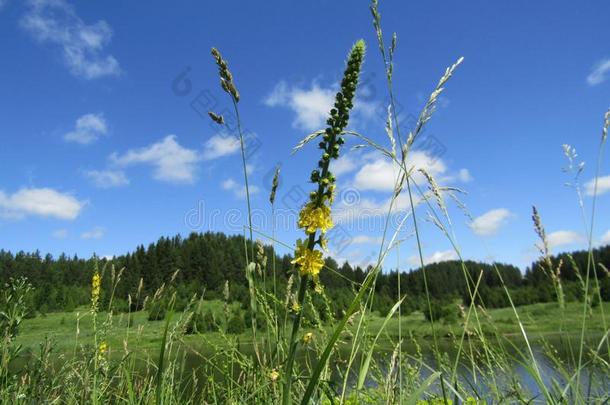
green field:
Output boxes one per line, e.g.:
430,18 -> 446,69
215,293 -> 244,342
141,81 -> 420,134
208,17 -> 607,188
16,301 -> 610,355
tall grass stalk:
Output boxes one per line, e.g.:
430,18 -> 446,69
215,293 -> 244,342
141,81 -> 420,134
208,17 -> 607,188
575,109 -> 610,399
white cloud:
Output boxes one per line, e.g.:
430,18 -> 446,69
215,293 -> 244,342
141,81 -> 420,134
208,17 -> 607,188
408,249 -> 458,266
333,154 -> 358,176
265,81 -> 335,131
203,135 -> 240,160
111,135 -> 200,184
20,0 -> 120,79
546,230 -> 584,250
600,230 -> 610,246
52,229 -> 68,239
331,151 -> 469,225
333,193 -> 417,224
81,226 -> 104,239
222,178 -> 259,198
584,175 -> 610,196
587,58 -> 610,86
84,169 -> 129,188
351,235 -> 383,245
353,151 -> 447,192
469,208 -> 512,236
0,187 -> 84,220
64,113 -> 108,144
457,168 -> 473,183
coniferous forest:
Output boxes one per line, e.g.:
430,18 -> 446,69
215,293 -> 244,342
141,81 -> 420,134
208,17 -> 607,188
2,231 -> 609,319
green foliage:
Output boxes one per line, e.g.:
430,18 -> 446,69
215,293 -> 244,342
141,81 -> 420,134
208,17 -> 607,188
1,241 -> 609,318
423,300 -> 458,323
185,310 -> 217,334
147,299 -> 166,321
227,311 -> 245,334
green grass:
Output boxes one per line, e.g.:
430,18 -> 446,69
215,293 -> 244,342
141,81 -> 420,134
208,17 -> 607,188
15,301 -> 610,355
15,300 -> 240,353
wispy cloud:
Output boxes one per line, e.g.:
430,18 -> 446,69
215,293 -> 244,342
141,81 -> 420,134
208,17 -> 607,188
221,178 -> 259,198
64,113 -> 107,144
264,80 -> 376,131
264,81 -> 334,131
454,168 -> 473,183
20,0 -> 120,79
333,154 -> 358,176
81,226 -> 104,239
408,249 -> 458,266
52,229 -> 68,239
601,230 -> 610,246
469,208 -> 512,236
546,230 -> 584,250
203,135 -> 240,160
0,187 -> 85,220
84,169 -> 129,188
587,58 -> 610,86
111,135 -> 200,184
352,151 -> 452,192
351,235 -> 383,245
584,175 -> 610,196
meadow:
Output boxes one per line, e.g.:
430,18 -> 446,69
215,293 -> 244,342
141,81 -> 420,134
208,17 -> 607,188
13,302 -> 610,353
2,1 -> 610,404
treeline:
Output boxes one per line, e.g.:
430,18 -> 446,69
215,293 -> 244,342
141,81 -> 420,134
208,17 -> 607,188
0,232 -> 609,318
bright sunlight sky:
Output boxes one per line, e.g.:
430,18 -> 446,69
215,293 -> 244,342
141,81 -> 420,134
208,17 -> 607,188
1,0 -> 609,270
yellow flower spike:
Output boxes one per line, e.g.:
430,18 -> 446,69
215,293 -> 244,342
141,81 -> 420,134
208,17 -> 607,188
91,272 -> 101,311
298,202 -> 333,234
269,369 -> 280,382
97,341 -> 107,361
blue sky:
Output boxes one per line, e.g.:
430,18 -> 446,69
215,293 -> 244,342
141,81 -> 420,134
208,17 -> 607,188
1,0 -> 609,271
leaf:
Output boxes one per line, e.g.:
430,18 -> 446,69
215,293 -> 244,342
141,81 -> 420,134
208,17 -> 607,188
403,372 -> 441,405
357,296 -> 405,390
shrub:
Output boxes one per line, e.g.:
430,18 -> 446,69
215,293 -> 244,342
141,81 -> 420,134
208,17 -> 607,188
147,299 -> 166,321
227,312 -> 245,334
185,310 -> 217,334
424,300 -> 458,323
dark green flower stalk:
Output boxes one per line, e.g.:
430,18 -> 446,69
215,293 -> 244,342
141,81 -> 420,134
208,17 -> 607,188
210,46 -> 259,363
282,39 -> 365,405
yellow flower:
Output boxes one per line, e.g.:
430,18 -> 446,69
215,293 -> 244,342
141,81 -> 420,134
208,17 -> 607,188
269,369 -> 280,382
291,240 -> 324,277
302,332 -> 313,344
91,272 -> 101,310
98,341 -> 107,360
298,202 -> 333,234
